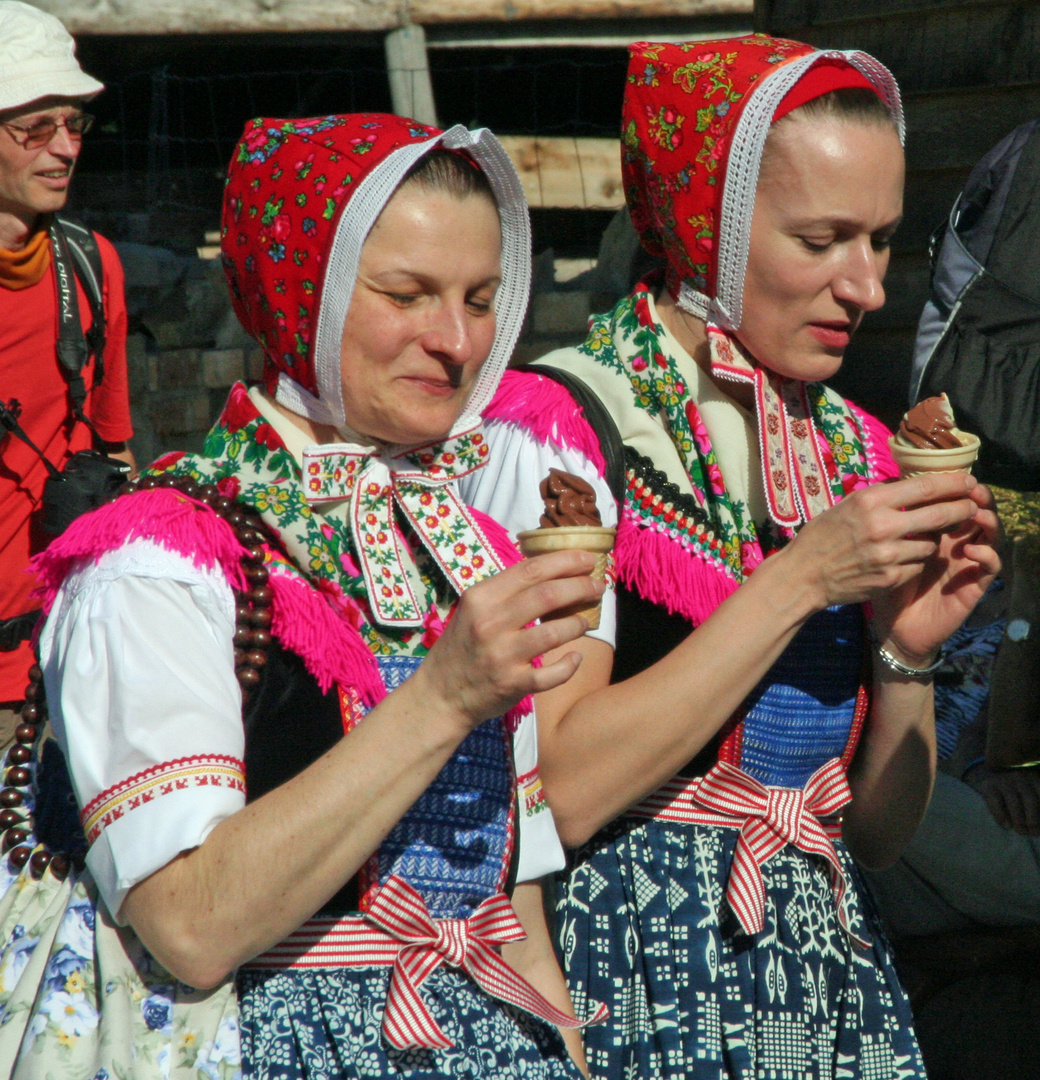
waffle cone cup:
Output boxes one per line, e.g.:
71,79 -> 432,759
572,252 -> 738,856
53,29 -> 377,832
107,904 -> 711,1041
888,433 -> 981,478
516,525 -> 616,630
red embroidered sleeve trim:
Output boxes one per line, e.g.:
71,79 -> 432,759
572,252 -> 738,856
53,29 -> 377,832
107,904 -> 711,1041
516,766 -> 549,818
80,754 -> 246,845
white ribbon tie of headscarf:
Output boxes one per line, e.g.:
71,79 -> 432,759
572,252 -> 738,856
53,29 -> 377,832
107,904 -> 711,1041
301,426 -> 505,627
706,326 -> 835,528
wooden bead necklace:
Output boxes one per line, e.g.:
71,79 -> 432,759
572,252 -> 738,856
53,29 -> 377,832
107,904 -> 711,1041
0,473 -> 273,881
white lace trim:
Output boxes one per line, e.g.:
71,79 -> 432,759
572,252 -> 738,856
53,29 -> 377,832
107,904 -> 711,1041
277,124 -> 531,445
702,49 -> 904,332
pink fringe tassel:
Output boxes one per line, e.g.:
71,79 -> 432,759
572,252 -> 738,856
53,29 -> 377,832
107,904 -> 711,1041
850,402 -> 898,483
267,570 -> 385,708
504,697 -> 533,736
614,512 -> 740,628
31,489 -> 249,614
484,370 -> 607,477
469,506 -> 522,568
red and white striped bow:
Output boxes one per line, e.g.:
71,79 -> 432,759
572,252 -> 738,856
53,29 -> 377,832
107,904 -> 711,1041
693,757 -> 867,947
366,875 -> 608,1050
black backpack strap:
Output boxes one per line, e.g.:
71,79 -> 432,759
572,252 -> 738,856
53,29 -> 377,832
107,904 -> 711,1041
54,214 -> 106,382
514,363 -> 627,505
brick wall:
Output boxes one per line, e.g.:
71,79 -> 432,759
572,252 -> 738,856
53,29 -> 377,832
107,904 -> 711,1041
119,246 -> 263,465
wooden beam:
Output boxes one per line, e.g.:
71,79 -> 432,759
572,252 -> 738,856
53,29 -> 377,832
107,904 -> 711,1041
497,135 -> 623,210
35,0 -> 400,34
428,21 -> 753,48
40,0 -> 749,35
385,24 -> 439,127
414,0 -> 751,20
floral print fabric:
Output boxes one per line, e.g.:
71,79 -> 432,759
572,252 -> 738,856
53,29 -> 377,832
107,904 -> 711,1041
622,36 -> 812,299
0,790 -> 239,1080
576,284 -> 874,584
621,36 -> 887,306
151,382 -> 465,662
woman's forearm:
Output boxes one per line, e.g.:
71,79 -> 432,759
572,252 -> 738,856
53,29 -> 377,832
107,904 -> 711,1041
122,667 -> 472,989
537,474 -> 991,847
538,548 -> 821,845
842,664 -> 936,869
121,550 -> 604,988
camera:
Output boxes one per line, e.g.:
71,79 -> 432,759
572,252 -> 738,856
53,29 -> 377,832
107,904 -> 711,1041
0,398 -> 132,538
41,449 -> 132,536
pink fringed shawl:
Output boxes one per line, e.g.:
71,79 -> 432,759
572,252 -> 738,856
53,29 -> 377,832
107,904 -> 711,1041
31,473 -> 533,725
487,339 -> 897,631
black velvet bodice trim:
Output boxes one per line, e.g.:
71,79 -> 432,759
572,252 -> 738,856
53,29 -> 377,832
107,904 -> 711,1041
244,638 -> 359,914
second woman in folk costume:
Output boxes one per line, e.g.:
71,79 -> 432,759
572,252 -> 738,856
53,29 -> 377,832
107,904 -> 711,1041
0,115 -> 611,1079
474,35 -> 1001,1079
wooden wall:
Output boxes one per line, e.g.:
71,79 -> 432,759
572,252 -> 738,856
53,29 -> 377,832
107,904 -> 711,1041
756,0 -> 1040,429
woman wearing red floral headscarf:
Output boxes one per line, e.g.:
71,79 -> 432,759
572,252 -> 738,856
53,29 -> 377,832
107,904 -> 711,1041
0,115 -> 612,1079
469,34 -> 1001,1079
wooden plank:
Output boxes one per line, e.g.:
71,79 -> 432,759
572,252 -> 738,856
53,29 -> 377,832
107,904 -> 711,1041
767,0 -> 1008,30
497,136 -> 623,210
897,168 -> 967,254
385,23 -> 438,127
414,0 -> 753,22
761,4 -> 1040,94
34,0 -> 399,34
828,328 -> 916,430
42,0 -> 750,34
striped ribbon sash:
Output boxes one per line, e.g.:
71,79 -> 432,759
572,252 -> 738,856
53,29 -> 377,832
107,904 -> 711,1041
246,875 -> 608,1050
629,757 -> 868,947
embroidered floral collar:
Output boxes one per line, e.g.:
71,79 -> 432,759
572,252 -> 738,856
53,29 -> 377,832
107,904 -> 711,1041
299,428 -> 504,626
151,383 -> 507,654
706,326 -> 836,528
572,282 -> 870,584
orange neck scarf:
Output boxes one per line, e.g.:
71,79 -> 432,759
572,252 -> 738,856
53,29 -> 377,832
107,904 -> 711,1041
0,227 -> 51,290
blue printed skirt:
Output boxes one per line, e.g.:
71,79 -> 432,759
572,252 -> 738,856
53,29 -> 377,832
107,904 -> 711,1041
556,817 -> 925,1080
238,966 -> 583,1080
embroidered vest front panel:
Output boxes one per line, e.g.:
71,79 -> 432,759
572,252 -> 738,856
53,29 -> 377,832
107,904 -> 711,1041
366,655 -> 514,920
734,604 -> 864,788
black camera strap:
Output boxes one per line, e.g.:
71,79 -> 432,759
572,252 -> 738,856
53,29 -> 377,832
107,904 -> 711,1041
48,217 -> 106,442
56,215 -> 106,380
0,399 -> 62,481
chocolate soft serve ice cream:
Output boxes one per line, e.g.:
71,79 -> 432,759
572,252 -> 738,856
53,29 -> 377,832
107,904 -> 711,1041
890,393 -> 980,476
539,468 -> 602,528
517,468 -> 615,630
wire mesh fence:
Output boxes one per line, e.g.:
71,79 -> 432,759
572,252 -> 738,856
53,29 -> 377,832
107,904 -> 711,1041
71,47 -> 628,247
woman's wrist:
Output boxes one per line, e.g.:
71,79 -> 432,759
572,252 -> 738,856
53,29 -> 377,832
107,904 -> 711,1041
872,639 -> 943,679
869,620 -> 942,672
391,665 -> 477,747
752,544 -> 826,624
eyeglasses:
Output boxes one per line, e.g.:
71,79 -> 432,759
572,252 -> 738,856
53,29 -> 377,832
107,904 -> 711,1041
1,113 -> 94,150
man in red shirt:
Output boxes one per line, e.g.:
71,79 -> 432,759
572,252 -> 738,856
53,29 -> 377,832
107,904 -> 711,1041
0,1 -> 134,742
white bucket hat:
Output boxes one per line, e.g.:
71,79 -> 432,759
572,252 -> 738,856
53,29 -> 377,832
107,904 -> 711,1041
0,1 -> 103,114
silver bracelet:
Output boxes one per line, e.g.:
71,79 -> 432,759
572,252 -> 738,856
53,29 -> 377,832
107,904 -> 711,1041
873,641 -> 944,679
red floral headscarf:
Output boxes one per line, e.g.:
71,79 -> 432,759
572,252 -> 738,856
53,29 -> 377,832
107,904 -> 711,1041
622,34 -> 903,330
221,113 -> 530,437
